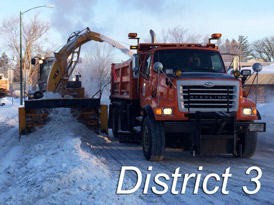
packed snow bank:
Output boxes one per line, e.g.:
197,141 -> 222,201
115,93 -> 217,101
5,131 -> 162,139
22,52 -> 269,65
0,104 -> 142,204
260,63 -> 274,73
0,97 -> 19,134
257,102 -> 274,149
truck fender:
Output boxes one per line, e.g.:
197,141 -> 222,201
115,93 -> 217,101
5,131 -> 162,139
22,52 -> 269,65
141,105 -> 155,123
257,110 -> 262,120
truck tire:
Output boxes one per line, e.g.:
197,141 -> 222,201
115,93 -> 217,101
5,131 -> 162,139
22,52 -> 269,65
112,108 -> 119,139
141,117 -> 165,161
239,132 -> 258,158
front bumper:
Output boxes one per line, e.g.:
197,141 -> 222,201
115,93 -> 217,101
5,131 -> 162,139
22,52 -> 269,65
163,112 -> 266,134
162,112 -> 266,155
237,122 -> 266,132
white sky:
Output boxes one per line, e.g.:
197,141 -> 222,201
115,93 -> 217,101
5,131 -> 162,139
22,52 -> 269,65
1,0 -> 274,59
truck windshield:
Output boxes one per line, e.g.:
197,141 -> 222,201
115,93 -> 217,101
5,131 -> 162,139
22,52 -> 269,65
153,49 -> 225,73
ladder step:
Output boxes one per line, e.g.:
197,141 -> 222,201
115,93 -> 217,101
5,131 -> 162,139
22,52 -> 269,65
133,126 -> 141,133
201,135 -> 234,139
136,116 -> 143,122
118,130 -> 132,135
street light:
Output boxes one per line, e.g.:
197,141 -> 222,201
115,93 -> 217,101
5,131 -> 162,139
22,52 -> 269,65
19,4 -> 54,105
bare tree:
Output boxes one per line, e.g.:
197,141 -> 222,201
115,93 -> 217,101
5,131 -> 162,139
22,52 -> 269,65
77,43 -> 114,97
219,35 -> 251,62
251,37 -> 274,61
0,14 -> 50,83
143,26 -> 202,43
161,26 -> 201,43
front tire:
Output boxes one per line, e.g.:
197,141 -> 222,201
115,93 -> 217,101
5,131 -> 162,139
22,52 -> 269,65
141,117 -> 165,161
238,132 -> 258,158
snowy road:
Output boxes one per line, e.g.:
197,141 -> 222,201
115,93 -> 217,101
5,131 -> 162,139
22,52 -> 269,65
0,98 -> 273,204
82,129 -> 274,204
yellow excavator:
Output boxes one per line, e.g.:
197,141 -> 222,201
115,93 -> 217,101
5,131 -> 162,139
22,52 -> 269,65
19,27 -> 133,136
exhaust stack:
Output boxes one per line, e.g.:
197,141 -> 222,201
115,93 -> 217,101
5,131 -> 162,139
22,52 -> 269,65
150,29 -> 156,43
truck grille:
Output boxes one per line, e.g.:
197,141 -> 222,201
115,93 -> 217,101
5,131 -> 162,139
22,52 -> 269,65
177,80 -> 239,113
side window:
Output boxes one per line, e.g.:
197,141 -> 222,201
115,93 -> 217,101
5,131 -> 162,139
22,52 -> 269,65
211,54 -> 223,71
143,55 -> 151,78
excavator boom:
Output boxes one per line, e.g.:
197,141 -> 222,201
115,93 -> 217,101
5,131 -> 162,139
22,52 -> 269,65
48,27 -> 133,94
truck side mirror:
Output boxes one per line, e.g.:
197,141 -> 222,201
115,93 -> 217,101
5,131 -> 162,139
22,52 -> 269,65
132,54 -> 139,72
153,62 -> 163,72
241,69 -> 251,76
240,69 -> 251,85
252,63 -> 263,73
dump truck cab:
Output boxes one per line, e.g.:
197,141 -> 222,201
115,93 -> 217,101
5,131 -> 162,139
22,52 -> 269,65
109,33 -> 266,161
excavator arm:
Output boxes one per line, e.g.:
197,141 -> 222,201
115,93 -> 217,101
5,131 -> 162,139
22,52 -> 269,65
47,27 -> 133,94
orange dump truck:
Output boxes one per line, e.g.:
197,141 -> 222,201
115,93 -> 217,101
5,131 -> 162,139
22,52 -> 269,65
109,33 -> 266,161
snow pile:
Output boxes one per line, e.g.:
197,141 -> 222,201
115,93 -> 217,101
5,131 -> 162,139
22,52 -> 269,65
0,97 -> 19,134
257,102 -> 274,149
42,92 -> 62,99
12,90 -> 20,98
0,103 -> 142,204
260,63 -> 274,73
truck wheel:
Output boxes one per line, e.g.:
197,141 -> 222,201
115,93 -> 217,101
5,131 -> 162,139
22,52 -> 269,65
238,132 -> 258,158
141,117 -> 165,161
112,108 -> 119,139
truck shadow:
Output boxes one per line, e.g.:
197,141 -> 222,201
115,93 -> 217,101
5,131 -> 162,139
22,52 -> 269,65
80,130 -> 272,169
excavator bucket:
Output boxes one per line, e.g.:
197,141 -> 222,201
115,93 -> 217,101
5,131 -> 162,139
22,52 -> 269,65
19,98 -> 108,137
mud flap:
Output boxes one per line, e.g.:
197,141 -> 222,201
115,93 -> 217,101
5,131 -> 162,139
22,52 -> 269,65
99,104 -> 108,134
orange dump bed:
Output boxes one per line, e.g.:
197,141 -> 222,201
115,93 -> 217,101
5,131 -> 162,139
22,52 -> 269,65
110,60 -> 139,100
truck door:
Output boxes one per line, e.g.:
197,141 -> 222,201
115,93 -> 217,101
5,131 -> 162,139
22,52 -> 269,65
139,54 -> 152,106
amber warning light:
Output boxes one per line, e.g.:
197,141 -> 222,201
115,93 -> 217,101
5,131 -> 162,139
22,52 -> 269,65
130,45 -> 138,49
211,33 -> 222,39
208,33 -> 222,44
128,33 -> 138,39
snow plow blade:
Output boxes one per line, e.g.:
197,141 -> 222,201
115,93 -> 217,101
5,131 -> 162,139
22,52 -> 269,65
19,98 -> 108,136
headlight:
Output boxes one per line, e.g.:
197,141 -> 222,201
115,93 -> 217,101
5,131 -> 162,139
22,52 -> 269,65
243,108 -> 257,116
163,108 -> 173,115
243,108 -> 252,115
155,107 -> 173,116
